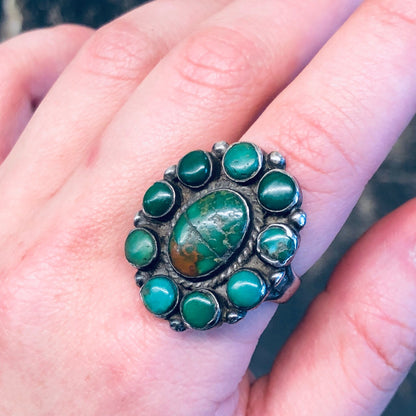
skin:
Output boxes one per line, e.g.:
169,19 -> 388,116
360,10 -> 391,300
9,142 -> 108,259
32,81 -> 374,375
0,0 -> 416,415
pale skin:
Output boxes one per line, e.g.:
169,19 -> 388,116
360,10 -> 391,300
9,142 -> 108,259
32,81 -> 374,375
0,0 -> 416,414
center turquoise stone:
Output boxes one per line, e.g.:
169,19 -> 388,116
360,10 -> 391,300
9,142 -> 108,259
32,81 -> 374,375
169,190 -> 250,278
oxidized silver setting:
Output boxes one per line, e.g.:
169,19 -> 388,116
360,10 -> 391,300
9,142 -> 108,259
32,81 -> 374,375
127,141 -> 306,331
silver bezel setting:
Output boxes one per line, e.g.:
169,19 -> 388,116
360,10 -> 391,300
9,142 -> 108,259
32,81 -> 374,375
177,150 -> 214,189
142,180 -> 177,219
126,227 -> 159,269
140,275 -> 180,318
180,289 -> 221,330
127,141 -> 306,331
222,141 -> 264,183
226,268 -> 267,310
256,224 -> 299,267
257,169 -> 301,214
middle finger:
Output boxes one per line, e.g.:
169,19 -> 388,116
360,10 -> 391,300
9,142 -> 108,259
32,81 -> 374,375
59,0 -> 362,231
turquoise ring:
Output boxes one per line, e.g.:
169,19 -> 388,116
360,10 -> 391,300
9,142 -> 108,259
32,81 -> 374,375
125,141 -> 306,331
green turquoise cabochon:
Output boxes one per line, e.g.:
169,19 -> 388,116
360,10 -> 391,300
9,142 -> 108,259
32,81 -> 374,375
177,150 -> 212,187
227,269 -> 266,309
181,290 -> 220,329
223,142 -> 262,182
257,169 -> 299,212
168,189 -> 250,278
257,224 -> 299,267
126,141 -> 305,332
141,276 -> 178,316
125,228 -> 158,268
142,181 -> 175,218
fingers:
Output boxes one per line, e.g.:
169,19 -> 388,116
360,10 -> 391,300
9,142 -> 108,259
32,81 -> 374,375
0,25 -> 92,162
59,0 -> 361,234
249,198 -> 416,416
0,0 -> 231,249
241,0 -> 416,273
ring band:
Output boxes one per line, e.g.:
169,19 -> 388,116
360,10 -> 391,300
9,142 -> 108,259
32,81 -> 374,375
125,141 -> 306,331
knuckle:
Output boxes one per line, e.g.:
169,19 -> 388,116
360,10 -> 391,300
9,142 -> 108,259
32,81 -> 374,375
264,103 -> 359,195
372,0 -> 416,31
43,23 -> 93,42
343,302 -> 416,392
0,46 -> 21,88
172,26 -> 265,98
80,19 -> 163,83
366,0 -> 416,65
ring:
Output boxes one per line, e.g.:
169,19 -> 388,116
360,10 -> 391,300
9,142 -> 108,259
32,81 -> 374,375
125,141 -> 306,331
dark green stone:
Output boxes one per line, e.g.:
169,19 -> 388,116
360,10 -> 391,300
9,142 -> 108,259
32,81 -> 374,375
141,276 -> 178,316
125,228 -> 157,268
227,270 -> 266,309
168,190 -> 249,278
258,170 -> 297,211
177,150 -> 212,187
223,142 -> 262,181
181,291 -> 219,329
257,225 -> 296,265
143,181 -> 174,218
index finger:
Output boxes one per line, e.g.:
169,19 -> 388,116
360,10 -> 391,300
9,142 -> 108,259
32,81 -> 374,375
243,0 -> 416,274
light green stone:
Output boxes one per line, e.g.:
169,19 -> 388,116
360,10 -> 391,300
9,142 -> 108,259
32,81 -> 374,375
223,142 -> 262,181
169,190 -> 250,278
227,270 -> 266,309
181,291 -> 219,329
258,170 -> 297,212
257,225 -> 297,266
143,181 -> 175,218
125,228 -> 157,268
177,150 -> 212,187
141,276 -> 178,316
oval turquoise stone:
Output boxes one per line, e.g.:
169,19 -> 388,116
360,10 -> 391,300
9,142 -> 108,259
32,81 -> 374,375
143,181 -> 175,218
169,190 -> 250,278
258,170 -> 297,211
141,276 -> 178,316
257,225 -> 297,266
125,228 -> 157,268
177,150 -> 212,187
223,142 -> 262,181
227,270 -> 266,309
181,291 -> 219,329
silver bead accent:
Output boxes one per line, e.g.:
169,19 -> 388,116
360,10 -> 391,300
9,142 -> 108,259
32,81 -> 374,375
211,141 -> 229,159
290,209 -> 307,230
226,310 -> 246,324
270,270 -> 286,288
134,210 -> 145,227
164,165 -> 177,181
268,151 -> 286,169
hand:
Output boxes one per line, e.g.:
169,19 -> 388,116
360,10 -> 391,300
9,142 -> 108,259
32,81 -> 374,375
1,0 -> 415,415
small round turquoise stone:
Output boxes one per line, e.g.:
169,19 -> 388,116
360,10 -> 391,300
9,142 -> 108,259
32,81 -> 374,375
143,181 -> 175,218
258,170 -> 298,212
257,225 -> 297,266
181,291 -> 219,329
168,190 -> 250,278
141,276 -> 178,316
227,270 -> 266,309
177,150 -> 212,187
223,142 -> 262,181
125,228 -> 158,268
